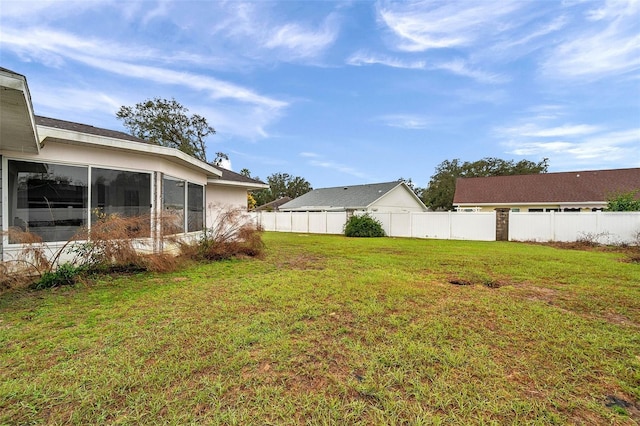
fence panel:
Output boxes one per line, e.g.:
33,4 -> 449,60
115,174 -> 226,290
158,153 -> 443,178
307,212 -> 326,234
552,213 -> 597,242
391,213 -> 411,237
291,213 -> 309,233
326,212 -> 347,234
411,212 -> 452,239
451,212 -> 496,241
598,212 -> 640,244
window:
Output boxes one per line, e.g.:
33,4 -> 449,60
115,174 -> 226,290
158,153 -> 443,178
545,208 -> 560,212
511,208 -> 520,212
8,160 -> 88,243
528,208 -> 543,212
563,208 -> 580,212
92,168 -> 151,237
163,176 -> 185,234
187,183 -> 204,232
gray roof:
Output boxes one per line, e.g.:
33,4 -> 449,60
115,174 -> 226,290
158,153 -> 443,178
280,181 -> 404,211
36,115 -> 145,143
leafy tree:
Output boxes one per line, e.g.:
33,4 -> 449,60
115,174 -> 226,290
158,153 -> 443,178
422,157 -> 549,211
606,190 -> 640,211
251,172 -> 312,206
116,98 -> 217,162
213,152 -> 229,167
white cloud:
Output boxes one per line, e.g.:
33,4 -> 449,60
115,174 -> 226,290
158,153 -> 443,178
347,52 -> 505,84
499,123 -> 602,138
433,59 -> 508,84
300,152 -> 320,158
377,114 -> 430,130
309,160 -> 371,180
543,0 -> 640,79
264,17 -> 340,59
347,51 -> 425,69
377,1 -> 525,52
501,119 -> 639,166
1,27 -> 287,110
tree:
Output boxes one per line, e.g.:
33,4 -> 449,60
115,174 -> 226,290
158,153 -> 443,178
422,157 -> 549,211
251,172 -> 312,206
116,98 -> 216,162
213,152 -> 229,167
606,190 -> 640,211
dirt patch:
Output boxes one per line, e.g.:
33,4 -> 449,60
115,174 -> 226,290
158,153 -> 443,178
278,254 -> 326,270
448,276 -> 503,288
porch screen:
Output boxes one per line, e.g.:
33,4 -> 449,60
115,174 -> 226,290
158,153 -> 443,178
187,183 -> 204,232
8,160 -> 88,243
163,176 -> 185,234
92,168 -> 151,237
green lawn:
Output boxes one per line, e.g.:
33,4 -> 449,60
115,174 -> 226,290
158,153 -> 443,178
1,232 -> 639,425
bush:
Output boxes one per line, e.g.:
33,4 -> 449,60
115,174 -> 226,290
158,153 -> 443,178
32,263 -> 82,289
182,204 -> 265,261
344,214 -> 386,237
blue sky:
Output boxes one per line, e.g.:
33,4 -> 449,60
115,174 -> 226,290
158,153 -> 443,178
1,0 -> 639,189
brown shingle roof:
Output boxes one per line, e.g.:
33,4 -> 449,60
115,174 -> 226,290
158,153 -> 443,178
453,168 -> 640,205
209,165 -> 266,186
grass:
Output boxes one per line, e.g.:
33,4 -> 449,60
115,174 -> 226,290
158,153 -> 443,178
1,232 -> 639,425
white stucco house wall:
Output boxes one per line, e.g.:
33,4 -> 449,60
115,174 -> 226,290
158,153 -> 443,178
0,67 -> 267,263
279,181 -> 428,213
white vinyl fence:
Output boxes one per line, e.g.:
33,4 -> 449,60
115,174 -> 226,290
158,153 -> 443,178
253,211 -> 496,241
509,211 -> 640,244
252,211 -> 640,244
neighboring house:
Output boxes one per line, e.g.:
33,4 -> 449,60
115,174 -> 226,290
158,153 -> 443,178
0,68 -> 267,261
254,197 -> 292,212
453,168 -> 640,212
279,181 -> 428,213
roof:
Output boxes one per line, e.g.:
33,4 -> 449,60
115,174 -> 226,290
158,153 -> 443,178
35,115 -> 145,143
280,181 -> 406,211
254,197 -> 292,211
209,164 -> 267,187
0,68 -> 40,153
35,115 -> 222,179
453,168 -> 640,205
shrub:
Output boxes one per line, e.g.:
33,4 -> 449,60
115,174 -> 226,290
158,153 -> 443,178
182,204 -> 264,261
32,263 -> 82,290
344,214 -> 386,237
606,190 -> 640,211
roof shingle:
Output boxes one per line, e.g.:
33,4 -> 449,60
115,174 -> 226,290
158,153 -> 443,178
453,168 -> 640,205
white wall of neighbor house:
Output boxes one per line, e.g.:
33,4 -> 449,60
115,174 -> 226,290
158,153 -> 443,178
371,186 -> 426,212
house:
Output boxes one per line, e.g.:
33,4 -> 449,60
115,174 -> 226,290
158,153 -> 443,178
453,168 -> 640,212
279,181 -> 428,213
1,68 -> 267,262
254,197 -> 292,212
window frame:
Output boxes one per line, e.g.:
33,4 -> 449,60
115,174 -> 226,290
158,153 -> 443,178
3,156 -> 155,246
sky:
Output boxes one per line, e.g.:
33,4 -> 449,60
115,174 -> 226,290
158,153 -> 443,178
1,0 -> 639,189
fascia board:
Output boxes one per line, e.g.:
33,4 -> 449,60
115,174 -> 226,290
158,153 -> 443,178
207,178 -> 269,190
37,126 -> 222,178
